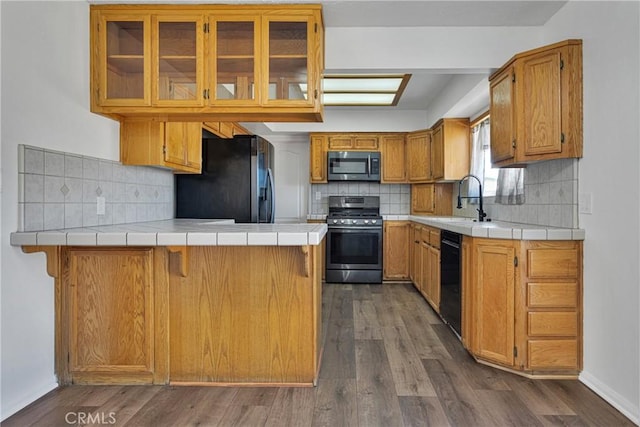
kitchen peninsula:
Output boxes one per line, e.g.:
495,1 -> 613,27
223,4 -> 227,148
11,220 -> 327,387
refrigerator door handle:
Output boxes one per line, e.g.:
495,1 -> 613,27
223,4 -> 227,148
267,167 -> 275,223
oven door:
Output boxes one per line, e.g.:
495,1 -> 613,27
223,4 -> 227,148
326,226 -> 383,270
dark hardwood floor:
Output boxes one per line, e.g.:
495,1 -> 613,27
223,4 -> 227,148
3,283 -> 634,427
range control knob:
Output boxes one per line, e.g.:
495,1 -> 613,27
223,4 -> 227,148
364,219 -> 370,224
332,219 -> 338,224
340,219 -> 345,224
371,219 -> 377,224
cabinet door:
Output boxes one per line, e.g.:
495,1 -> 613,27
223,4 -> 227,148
521,50 -> 562,157
153,15 -> 204,106
411,184 -> 435,214
95,13 -> 151,106
381,134 -> 406,183
420,241 -> 430,299
328,135 -> 353,149
474,242 -> 516,367
428,245 -> 441,310
353,135 -> 379,150
383,221 -> 409,280
490,66 -> 516,164
411,225 -> 422,288
66,248 -> 154,383
431,124 -> 444,181
263,15 -> 316,106
211,15 -> 260,105
164,122 -> 202,172
407,131 -> 431,182
309,135 -> 328,182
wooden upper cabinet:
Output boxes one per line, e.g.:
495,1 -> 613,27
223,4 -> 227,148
121,120 -> 202,173
94,13 -> 151,107
489,40 -> 582,167
327,135 -> 379,150
430,118 -> 470,182
90,5 -> 324,122
406,130 -> 431,182
411,183 -> 435,214
309,135 -> 328,183
380,134 -> 406,183
490,66 -> 516,164
154,14 -> 205,107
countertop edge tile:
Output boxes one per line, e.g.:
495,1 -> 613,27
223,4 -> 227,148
157,232 -> 187,246
67,233 -> 98,246
187,232 -> 217,246
97,233 -> 127,246
248,232 -> 278,246
217,232 -> 248,246
10,232 -> 37,246
126,232 -> 158,246
278,232 -> 308,246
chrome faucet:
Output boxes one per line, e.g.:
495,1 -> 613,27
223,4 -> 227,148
457,174 -> 487,222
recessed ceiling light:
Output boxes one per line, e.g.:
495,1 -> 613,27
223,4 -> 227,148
322,74 -> 411,106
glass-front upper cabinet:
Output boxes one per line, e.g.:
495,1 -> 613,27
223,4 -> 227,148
96,14 -> 151,106
264,17 -> 312,105
153,15 -> 204,106
210,16 -> 260,105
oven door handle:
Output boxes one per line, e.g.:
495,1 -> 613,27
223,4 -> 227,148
367,154 -> 371,177
328,225 -> 383,231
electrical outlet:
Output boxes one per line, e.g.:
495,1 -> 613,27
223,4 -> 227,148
315,191 -> 322,201
97,196 -> 106,215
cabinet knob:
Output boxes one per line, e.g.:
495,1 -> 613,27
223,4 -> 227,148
512,139 -> 516,148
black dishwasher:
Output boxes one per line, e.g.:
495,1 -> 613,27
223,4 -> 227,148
440,230 -> 462,336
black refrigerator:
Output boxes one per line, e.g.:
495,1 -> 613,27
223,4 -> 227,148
175,131 -> 275,223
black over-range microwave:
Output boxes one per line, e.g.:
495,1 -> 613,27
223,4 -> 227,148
327,151 -> 381,182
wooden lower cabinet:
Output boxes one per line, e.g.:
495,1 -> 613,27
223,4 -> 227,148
383,221 -> 409,280
64,247 -> 157,384
409,223 -> 440,312
51,243 -> 322,386
464,237 -> 583,376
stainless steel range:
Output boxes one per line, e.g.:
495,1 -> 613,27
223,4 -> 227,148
325,196 -> 383,284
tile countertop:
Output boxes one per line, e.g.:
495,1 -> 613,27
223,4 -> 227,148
10,219 -> 328,247
307,215 -> 585,241
407,215 -> 585,240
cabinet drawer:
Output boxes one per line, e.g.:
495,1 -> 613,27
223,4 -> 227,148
528,340 -> 578,369
420,227 -> 431,244
528,312 -> 577,336
527,282 -> 578,308
527,248 -> 579,279
429,229 -> 440,248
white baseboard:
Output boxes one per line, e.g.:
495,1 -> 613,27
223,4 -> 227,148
580,371 -> 639,425
0,380 -> 58,422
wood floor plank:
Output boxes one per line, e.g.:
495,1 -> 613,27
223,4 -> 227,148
475,389 -> 544,426
540,380 -> 637,427
319,284 -> 356,380
355,339 -> 404,426
351,283 -> 374,300
381,325 -> 437,397
353,299 -> 383,340
372,291 -> 405,327
311,379 -> 358,427
422,358 -> 496,427
538,414 -> 591,426
265,387 -> 316,427
502,375 -> 576,416
218,404 -> 271,426
399,309 -> 452,360
80,385 -> 161,426
398,396 -> 452,427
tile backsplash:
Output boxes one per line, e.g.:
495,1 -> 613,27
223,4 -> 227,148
454,158 -> 579,228
309,182 -> 410,215
18,145 -> 174,231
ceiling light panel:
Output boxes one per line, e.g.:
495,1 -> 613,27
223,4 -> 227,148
323,77 -> 403,92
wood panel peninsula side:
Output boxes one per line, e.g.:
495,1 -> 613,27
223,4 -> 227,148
13,221 -> 326,387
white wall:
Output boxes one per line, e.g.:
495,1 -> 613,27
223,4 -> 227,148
541,2 -> 640,422
269,136 -> 310,223
0,1 -> 119,420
